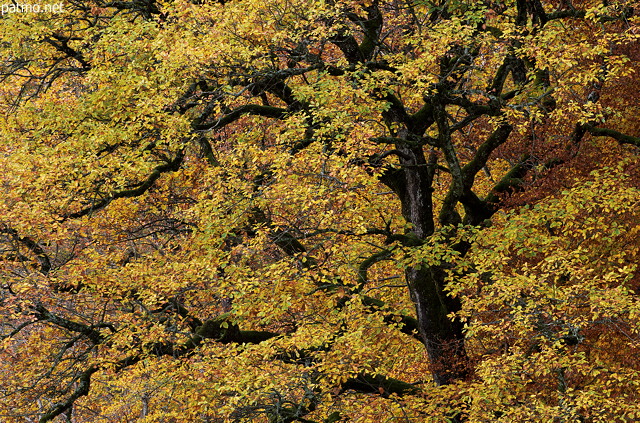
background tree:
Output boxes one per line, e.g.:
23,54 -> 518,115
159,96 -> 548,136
1,0 -> 639,421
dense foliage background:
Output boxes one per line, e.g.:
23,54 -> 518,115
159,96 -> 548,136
1,0 -> 639,421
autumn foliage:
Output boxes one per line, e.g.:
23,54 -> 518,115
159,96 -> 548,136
1,0 -> 640,421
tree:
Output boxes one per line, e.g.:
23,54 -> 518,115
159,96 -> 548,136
1,0 -> 639,421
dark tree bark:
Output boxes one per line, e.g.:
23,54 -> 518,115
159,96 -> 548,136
378,105 -> 470,384
395,146 -> 469,385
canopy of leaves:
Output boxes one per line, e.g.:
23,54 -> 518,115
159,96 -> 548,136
1,0 -> 639,422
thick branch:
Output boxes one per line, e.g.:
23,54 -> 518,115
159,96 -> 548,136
355,249 -> 393,292
348,1 -> 383,61
462,122 -> 513,189
329,33 -> 365,64
435,103 -> 464,226
584,125 -> 640,148
485,156 -> 534,205
547,7 -> 634,23
104,0 -> 161,18
64,151 -> 184,219
360,296 -> 423,344
39,366 -> 98,423
370,135 -> 436,148
32,304 -> 104,344
196,315 -> 277,343
193,104 -> 287,131
0,226 -> 51,274
341,373 -> 419,397
42,35 -> 90,71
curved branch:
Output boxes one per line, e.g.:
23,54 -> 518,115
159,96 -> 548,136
42,35 -> 90,71
39,366 -> 98,423
462,122 -> 513,189
370,136 -> 436,147
341,373 -> 419,397
0,226 -> 51,274
377,149 -> 413,161
193,315 -> 278,344
103,0 -> 161,18
547,7 -> 634,23
360,295 -> 423,344
32,304 -> 104,344
348,1 -> 383,61
193,104 -> 287,131
484,155 -> 534,205
64,151 -> 184,219
584,125 -> 640,148
355,249 -> 393,292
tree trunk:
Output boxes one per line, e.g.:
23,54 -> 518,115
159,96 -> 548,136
406,266 -> 468,385
384,144 -> 469,385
